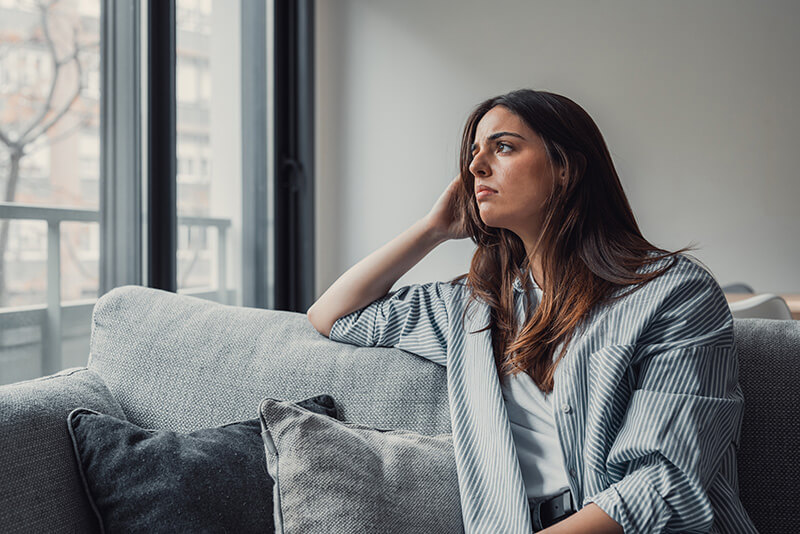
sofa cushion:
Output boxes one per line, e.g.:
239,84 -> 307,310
0,367 -> 125,534
88,286 -> 450,435
258,397 -> 464,534
733,318 -> 800,533
67,394 -> 341,534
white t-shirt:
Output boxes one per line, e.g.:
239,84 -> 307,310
501,274 -> 570,499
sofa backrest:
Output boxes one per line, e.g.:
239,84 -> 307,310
88,286 -> 800,532
88,285 -> 451,436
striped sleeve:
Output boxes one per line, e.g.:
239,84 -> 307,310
327,281 -> 450,366
584,263 -> 743,533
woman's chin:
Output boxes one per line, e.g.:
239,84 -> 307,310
478,212 -> 503,228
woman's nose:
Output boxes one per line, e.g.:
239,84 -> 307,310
469,154 -> 490,177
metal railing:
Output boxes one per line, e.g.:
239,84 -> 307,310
0,202 -> 231,377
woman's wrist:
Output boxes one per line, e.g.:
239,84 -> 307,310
419,215 -> 449,247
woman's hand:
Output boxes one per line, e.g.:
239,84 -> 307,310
425,174 -> 471,243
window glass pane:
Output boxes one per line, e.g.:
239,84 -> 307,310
0,0 -> 101,384
176,0 -> 243,306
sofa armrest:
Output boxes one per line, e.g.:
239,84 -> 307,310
0,367 -> 126,534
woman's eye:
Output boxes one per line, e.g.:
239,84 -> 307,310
497,142 -> 512,153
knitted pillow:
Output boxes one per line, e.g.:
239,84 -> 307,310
258,397 -> 464,533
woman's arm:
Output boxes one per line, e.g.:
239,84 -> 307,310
307,217 -> 444,337
540,503 -> 623,534
307,175 -> 468,337
580,258 -> 744,533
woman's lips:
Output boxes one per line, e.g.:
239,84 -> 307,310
476,190 -> 495,200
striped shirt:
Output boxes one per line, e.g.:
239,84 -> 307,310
329,253 -> 759,533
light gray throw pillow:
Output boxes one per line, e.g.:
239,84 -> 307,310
258,398 -> 464,534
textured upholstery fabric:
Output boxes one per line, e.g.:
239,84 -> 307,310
0,367 -> 126,534
258,398 -> 464,534
67,395 -> 341,534
88,285 -> 450,435
734,318 -> 800,533
42,285 -> 796,533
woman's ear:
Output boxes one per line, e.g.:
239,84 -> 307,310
557,166 -> 568,186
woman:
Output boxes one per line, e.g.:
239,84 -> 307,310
307,89 -> 757,533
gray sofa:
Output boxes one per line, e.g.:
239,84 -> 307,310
0,285 -> 797,533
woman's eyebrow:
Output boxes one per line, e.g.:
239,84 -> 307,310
470,131 -> 526,152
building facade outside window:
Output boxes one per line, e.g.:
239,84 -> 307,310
0,0 -> 250,385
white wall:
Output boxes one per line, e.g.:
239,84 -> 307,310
315,0 -> 800,297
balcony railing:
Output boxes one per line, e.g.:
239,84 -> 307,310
0,202 -> 231,382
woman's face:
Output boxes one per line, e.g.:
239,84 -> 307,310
469,105 -> 561,241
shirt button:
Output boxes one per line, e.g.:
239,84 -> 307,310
569,468 -> 577,477
561,403 -> 571,413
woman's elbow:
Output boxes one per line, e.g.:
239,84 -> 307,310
306,305 -> 332,338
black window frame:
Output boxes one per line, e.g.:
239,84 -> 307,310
272,0 -> 315,312
146,0 -> 177,293
141,0 -> 315,311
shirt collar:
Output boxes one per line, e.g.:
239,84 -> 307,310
512,270 -> 539,293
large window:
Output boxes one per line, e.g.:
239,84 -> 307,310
0,0 -> 313,386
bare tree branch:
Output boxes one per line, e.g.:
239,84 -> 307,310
21,36 -> 85,143
55,24 -> 82,68
0,0 -> 90,162
0,129 -> 12,148
24,113 -> 92,157
0,0 -> 89,305
18,0 -> 75,143
0,39 -> 97,146
16,2 -> 59,141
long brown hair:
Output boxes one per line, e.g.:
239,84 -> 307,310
446,89 -> 695,393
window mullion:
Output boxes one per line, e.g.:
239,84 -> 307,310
100,0 -> 143,293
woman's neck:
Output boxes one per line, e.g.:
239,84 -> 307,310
527,256 -> 544,289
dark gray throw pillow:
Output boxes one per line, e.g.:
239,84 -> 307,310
67,394 -> 341,534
